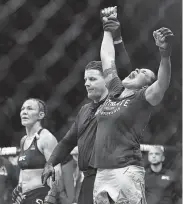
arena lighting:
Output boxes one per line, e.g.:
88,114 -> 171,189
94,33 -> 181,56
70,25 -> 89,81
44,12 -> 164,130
0,144 -> 178,156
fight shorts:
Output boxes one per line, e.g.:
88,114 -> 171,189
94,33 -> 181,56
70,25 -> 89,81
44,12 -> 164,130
21,186 -> 50,204
93,165 -> 147,204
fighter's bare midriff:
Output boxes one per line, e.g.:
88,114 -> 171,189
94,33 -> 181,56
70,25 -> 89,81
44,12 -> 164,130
21,169 -> 45,193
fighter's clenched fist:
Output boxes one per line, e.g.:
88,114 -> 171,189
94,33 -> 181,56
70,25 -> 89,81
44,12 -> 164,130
101,6 -> 117,21
100,6 -> 122,43
153,27 -> 174,49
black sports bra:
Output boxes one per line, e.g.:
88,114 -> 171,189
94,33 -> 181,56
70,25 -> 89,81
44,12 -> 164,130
18,129 -> 46,170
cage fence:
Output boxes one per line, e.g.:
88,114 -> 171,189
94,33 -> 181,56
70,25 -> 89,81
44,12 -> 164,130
0,0 -> 181,163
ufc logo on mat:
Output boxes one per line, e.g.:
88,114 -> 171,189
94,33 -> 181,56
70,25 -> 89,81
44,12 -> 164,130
36,199 -> 43,204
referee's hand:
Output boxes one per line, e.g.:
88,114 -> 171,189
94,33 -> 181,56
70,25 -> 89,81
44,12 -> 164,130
41,163 -> 55,185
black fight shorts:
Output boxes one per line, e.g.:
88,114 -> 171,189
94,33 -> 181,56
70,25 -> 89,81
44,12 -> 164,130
22,186 -> 50,204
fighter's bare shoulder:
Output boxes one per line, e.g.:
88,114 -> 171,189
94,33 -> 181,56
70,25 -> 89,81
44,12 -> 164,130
38,129 -> 57,146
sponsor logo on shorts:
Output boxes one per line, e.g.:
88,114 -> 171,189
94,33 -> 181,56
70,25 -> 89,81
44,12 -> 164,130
36,199 -> 43,204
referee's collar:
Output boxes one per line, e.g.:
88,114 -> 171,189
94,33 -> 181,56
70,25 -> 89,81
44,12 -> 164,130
91,95 -> 107,110
93,95 -> 107,105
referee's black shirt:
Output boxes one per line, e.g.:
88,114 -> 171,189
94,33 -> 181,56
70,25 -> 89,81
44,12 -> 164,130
49,100 -> 105,171
48,40 -> 132,171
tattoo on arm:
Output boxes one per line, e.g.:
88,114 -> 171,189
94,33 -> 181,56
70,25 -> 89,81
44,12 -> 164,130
103,60 -> 118,84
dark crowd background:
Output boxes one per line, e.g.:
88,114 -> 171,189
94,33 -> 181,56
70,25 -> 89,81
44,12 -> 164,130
0,0 -> 181,196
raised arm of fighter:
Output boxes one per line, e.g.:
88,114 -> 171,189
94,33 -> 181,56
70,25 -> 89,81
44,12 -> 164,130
101,6 -> 132,76
100,7 -> 119,86
145,27 -> 174,106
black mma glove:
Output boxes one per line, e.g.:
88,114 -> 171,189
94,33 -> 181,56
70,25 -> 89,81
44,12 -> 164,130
12,185 -> 25,204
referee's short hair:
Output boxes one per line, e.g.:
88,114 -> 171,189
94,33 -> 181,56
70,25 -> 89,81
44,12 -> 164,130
85,61 -> 103,75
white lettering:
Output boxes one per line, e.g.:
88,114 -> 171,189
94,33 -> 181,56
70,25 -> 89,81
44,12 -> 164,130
99,99 -> 131,116
36,199 -> 43,204
124,99 -> 130,107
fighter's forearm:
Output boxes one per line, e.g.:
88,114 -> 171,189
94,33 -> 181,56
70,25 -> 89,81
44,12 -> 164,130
157,48 -> 171,92
114,40 -> 132,78
101,31 -> 115,70
100,31 -> 118,85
